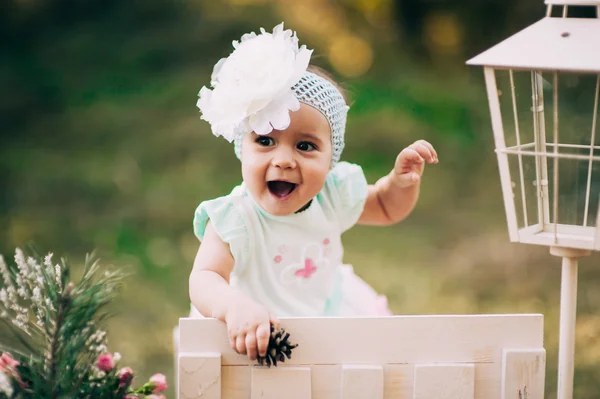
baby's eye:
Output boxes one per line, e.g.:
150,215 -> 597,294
297,141 -> 316,152
256,136 -> 275,147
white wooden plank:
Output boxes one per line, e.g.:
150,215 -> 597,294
501,349 -> 546,399
219,363 -> 502,399
251,366 -> 311,399
310,365 -> 342,399
179,315 -> 544,366
413,364 -> 475,399
341,365 -> 383,399
179,352 -> 221,399
467,18 -> 600,73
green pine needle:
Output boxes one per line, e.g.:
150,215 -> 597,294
0,247 -> 130,398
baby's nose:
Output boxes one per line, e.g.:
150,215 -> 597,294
271,147 -> 296,169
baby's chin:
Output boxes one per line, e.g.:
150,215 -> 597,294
257,195 -> 310,216
248,185 -> 316,215
260,201 -> 301,216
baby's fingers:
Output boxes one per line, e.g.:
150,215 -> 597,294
414,140 -> 438,163
235,334 -> 247,355
228,333 -> 236,353
245,331 -> 258,361
395,171 -> 421,187
269,313 -> 280,328
410,141 -> 436,163
256,323 -> 271,358
398,148 -> 424,168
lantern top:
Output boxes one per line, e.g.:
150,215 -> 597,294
545,0 -> 600,4
467,17 -> 600,73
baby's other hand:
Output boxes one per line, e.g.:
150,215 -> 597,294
393,140 -> 438,188
225,292 -> 279,361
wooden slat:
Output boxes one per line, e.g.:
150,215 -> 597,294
218,363 -> 514,399
251,366 -> 311,399
341,365 -> 383,399
179,352 -> 221,399
413,364 -> 475,399
501,349 -> 546,399
179,315 -> 544,366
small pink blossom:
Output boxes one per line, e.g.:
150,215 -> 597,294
117,367 -> 134,386
0,352 -> 19,372
149,373 -> 168,393
323,238 -> 330,245
0,352 -> 24,387
96,353 -> 114,372
274,255 -> 282,263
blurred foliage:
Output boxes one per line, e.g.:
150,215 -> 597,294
1,0 -> 600,397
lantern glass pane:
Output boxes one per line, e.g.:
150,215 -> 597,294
541,72 -> 598,146
494,70 -> 600,248
495,70 -> 537,149
542,72 -> 600,231
507,152 -> 540,229
546,156 -> 600,228
496,70 -> 547,230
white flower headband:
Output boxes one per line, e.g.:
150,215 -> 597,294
197,23 -> 350,166
197,23 -> 313,142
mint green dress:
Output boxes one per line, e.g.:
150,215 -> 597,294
192,162 -> 392,317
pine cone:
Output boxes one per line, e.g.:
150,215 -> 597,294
256,325 -> 298,367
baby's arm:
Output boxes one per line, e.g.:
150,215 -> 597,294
358,140 -> 438,225
189,221 -> 279,360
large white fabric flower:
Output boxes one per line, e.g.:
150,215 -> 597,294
197,23 -> 313,142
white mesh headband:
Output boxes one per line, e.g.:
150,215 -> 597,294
234,71 -> 349,167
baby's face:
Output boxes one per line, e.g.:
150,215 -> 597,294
241,103 -> 332,216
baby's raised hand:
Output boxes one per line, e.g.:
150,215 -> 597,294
393,140 -> 438,188
225,292 -> 280,361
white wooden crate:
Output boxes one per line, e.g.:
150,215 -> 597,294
176,315 -> 545,399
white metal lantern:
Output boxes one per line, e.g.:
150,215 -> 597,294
467,2 -> 600,399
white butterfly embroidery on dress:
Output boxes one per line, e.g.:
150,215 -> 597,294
279,242 -> 330,287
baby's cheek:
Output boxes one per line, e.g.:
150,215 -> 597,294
311,168 -> 329,191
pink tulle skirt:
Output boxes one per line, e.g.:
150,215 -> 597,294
332,265 -> 393,317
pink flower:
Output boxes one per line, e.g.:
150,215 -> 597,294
0,352 -> 19,372
0,352 -> 25,387
117,367 -> 134,386
124,396 -> 137,399
274,255 -> 282,263
149,373 -> 167,393
95,353 -> 114,372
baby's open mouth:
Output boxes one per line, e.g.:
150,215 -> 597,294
267,181 -> 297,198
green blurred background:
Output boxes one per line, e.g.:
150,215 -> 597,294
1,0 -> 600,397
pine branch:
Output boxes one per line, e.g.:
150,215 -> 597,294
0,247 -> 166,398
0,317 -> 37,356
48,282 -> 72,398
